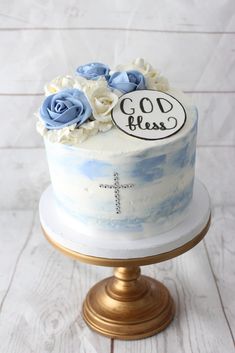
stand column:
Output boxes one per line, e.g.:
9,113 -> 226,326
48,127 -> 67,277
83,266 -> 175,340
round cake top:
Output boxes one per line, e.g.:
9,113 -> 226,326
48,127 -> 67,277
36,58 -> 197,153
77,88 -> 196,155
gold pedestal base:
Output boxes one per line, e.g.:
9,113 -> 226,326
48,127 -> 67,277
83,266 -> 175,340
42,216 -> 211,340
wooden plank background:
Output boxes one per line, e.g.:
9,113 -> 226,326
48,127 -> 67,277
0,1 -> 234,352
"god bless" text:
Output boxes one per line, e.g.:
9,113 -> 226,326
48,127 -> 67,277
120,96 -> 177,131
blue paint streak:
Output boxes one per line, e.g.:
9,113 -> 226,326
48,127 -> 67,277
54,180 -> 193,233
169,144 -> 190,169
132,155 -> 166,182
150,180 -> 193,220
79,160 -> 111,180
56,197 -> 143,232
46,143 -> 112,179
190,151 -> 196,166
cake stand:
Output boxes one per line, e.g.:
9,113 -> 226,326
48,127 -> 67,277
39,179 -> 211,340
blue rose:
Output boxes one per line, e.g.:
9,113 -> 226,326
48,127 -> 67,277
40,88 -> 92,130
108,70 -> 146,93
76,62 -> 110,80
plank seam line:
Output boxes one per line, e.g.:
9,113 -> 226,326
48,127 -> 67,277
0,209 -> 41,211
1,91 -> 235,96
185,91 -> 235,94
110,338 -> 114,353
203,239 -> 235,345
0,145 -> 235,150
197,145 -> 235,148
0,209 -> 36,314
0,27 -> 235,35
0,93 -> 44,96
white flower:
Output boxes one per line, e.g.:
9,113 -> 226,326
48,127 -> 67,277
74,76 -> 108,99
132,58 -> 159,79
146,75 -> 169,92
44,75 -> 77,96
114,58 -> 170,91
36,119 -> 48,136
36,116 -> 114,145
38,58 -> 171,145
115,58 -> 159,78
98,121 -> 113,132
89,87 -> 119,122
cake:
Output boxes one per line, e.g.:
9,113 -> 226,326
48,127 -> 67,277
37,58 -> 197,240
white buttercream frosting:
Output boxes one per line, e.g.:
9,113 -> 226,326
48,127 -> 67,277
38,59 -> 199,240
38,58 -> 171,145
44,93 -> 198,238
115,58 -> 158,77
115,58 -> 169,92
74,76 -> 108,97
37,87 -> 189,146
44,75 -> 78,96
89,87 -> 119,122
36,117 -> 113,145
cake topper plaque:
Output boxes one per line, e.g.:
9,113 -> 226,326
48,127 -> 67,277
111,90 -> 187,140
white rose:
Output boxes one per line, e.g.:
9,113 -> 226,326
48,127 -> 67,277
97,120 -> 113,132
114,58 -> 159,79
89,87 -> 118,122
78,119 -> 113,137
44,75 -> 77,96
146,75 -> 169,92
74,76 -> 108,99
36,119 -> 48,136
37,116 -> 113,145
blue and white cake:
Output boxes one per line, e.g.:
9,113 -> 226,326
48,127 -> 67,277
37,58 -> 198,240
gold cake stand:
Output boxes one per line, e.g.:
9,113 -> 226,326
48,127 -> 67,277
42,215 -> 211,340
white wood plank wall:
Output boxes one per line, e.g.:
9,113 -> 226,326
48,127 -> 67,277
0,1 -> 234,352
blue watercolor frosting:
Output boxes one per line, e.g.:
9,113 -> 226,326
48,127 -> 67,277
54,178 -> 193,233
43,92 -> 198,238
131,155 -> 166,182
79,160 -> 112,180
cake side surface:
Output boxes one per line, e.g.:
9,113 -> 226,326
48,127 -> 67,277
37,59 -> 198,239
44,93 -> 197,238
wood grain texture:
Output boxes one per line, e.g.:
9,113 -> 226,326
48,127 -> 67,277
0,213 -> 112,353
0,95 -> 43,148
114,240 -> 235,352
194,93 -> 235,146
0,31 -> 234,94
0,149 -> 49,210
204,206 -> 235,339
0,211 -> 34,308
196,147 -> 235,206
0,0 -> 235,32
0,0 -> 234,351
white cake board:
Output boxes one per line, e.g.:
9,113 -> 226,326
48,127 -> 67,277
39,179 -> 210,259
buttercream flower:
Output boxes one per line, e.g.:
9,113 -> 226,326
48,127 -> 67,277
40,88 -> 92,130
76,62 -> 110,80
146,75 -> 169,92
74,75 -> 108,99
44,75 -> 77,96
37,118 -> 113,145
115,58 -> 159,80
108,70 -> 146,93
89,87 -> 118,122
